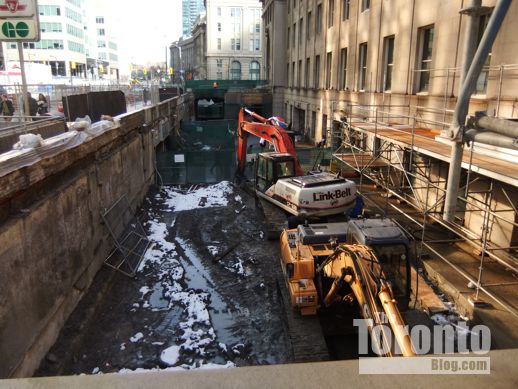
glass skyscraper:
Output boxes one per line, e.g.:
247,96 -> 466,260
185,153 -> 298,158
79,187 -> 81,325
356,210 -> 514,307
182,0 -> 205,37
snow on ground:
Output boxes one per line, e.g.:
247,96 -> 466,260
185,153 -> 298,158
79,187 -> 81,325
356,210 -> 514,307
162,181 -> 233,212
120,183 -> 239,373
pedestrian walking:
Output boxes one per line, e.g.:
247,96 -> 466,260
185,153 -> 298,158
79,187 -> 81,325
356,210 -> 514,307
0,94 -> 15,122
37,93 -> 49,115
25,92 -> 38,118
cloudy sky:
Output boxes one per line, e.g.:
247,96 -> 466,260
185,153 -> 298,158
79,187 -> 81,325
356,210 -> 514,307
104,0 -> 183,73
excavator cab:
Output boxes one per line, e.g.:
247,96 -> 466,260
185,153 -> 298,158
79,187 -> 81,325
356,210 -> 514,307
255,152 -> 296,193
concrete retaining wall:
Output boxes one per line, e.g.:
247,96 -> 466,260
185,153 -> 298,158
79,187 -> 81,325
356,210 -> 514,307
0,94 -> 192,378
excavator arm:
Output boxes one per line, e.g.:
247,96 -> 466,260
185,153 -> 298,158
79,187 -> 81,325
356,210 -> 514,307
319,244 -> 415,357
236,108 -> 304,176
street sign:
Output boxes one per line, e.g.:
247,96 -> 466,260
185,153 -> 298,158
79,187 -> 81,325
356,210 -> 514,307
0,0 -> 37,17
0,19 -> 37,39
0,0 -> 39,41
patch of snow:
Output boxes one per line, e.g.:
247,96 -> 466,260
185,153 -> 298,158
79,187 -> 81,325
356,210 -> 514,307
118,361 -> 235,374
120,343 -> 126,351
223,257 -> 248,277
207,245 -> 219,256
139,286 -> 151,298
259,231 -> 264,239
92,367 -> 100,374
218,343 -> 227,353
130,332 -> 144,343
160,345 -> 181,365
234,195 -> 242,203
162,181 -> 233,212
152,342 -> 164,346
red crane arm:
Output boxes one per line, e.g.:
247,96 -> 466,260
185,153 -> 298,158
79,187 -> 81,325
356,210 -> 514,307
236,108 -> 303,176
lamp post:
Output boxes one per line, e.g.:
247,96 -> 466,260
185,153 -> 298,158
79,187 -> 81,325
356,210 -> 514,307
170,42 -> 184,88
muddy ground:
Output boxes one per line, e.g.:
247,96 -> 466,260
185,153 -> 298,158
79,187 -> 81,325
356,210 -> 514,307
36,182 -> 292,376
34,181 -> 466,377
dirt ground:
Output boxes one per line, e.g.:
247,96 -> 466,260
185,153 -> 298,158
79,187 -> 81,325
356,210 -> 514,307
36,182 -> 292,376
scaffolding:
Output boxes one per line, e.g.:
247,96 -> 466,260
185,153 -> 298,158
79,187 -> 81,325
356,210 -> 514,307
332,103 -> 518,317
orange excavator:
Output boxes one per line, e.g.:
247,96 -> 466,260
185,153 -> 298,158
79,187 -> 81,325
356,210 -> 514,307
236,108 -> 358,233
279,220 -> 415,357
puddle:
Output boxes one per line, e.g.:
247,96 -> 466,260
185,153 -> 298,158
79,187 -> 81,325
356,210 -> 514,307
149,282 -> 169,310
175,237 -> 241,346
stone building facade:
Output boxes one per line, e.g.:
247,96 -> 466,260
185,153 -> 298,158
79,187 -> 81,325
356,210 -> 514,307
262,0 -> 518,142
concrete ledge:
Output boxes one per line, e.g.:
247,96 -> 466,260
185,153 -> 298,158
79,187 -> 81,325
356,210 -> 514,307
2,349 -> 517,389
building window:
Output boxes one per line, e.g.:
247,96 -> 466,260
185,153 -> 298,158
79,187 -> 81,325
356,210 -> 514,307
287,27 -> 290,48
231,38 -> 241,50
95,17 -> 104,24
68,41 -> 84,53
39,5 -> 61,16
231,61 -> 241,80
65,7 -> 82,23
314,55 -> 320,88
293,23 -> 296,47
358,42 -> 368,90
97,40 -> 106,48
475,13 -> 491,94
230,8 -> 241,17
217,22 -> 221,32
328,0 -> 334,28
361,0 -> 370,12
287,63 -> 290,86
217,59 -> 223,68
40,22 -> 62,33
250,39 -> 260,51
307,12 -> 312,40
97,28 -> 105,36
217,71 -> 223,79
417,25 -> 434,92
339,47 -> 347,89
217,7 -> 221,16
383,36 -> 395,91
297,59 -> 302,86
325,52 -> 332,89
299,18 -> 303,44
305,58 -> 310,88
217,38 -> 221,50
292,61 -> 295,87
23,40 -> 64,50
255,23 -> 260,33
342,0 -> 350,20
250,61 -> 260,80
316,4 -> 322,33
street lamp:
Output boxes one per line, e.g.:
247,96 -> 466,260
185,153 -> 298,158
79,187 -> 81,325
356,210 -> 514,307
170,42 -> 184,89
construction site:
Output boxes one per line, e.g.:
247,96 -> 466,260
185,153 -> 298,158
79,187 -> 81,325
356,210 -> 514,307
1,0 -> 518,388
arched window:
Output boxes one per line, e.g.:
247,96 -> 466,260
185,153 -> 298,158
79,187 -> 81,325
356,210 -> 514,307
230,61 -> 241,80
249,61 -> 260,80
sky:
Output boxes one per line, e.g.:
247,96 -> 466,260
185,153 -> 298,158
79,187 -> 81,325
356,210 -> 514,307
104,0 -> 183,74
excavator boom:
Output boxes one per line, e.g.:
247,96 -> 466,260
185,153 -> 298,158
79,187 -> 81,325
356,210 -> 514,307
236,108 -> 304,176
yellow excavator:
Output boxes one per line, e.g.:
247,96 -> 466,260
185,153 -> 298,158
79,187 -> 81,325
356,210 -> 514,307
279,220 -> 415,357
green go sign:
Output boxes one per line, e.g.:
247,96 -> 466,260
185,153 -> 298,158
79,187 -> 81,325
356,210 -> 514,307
2,21 -> 28,37
0,19 -> 38,40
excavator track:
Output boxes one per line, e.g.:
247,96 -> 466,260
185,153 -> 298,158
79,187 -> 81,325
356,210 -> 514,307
258,197 -> 288,240
275,274 -> 330,363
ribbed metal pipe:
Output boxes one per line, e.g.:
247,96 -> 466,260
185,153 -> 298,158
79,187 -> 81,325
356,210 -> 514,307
464,129 -> 518,150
